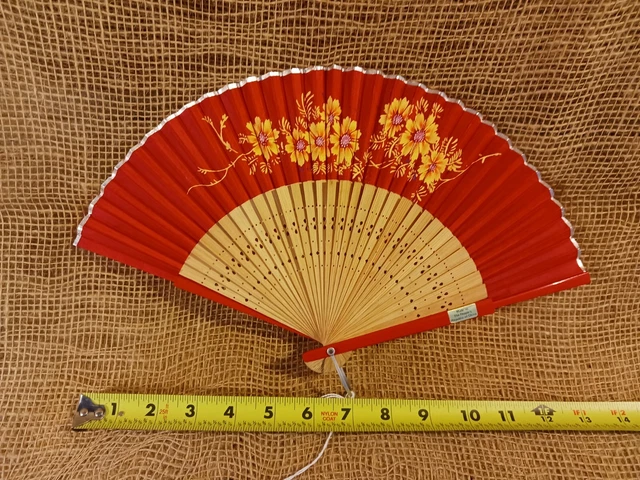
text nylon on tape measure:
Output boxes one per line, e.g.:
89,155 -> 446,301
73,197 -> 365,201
73,394 -> 640,432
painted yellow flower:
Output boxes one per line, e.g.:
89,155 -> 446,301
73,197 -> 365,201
246,117 -> 279,161
330,117 -> 361,167
309,122 -> 328,163
400,113 -> 439,161
418,149 -> 448,188
285,128 -> 310,166
321,97 -> 341,125
379,97 -> 412,137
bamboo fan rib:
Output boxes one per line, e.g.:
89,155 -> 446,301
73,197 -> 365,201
180,181 -> 483,345
75,66 -> 589,372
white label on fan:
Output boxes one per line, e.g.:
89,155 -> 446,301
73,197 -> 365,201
448,304 -> 479,323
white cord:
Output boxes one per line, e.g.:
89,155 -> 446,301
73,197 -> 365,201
283,430 -> 334,479
283,393 -> 351,480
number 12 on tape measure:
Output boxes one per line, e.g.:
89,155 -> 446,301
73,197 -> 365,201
73,394 -> 640,432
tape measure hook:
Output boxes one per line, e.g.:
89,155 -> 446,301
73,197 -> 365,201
73,395 -> 106,429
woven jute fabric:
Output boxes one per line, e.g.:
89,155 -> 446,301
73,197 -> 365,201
1,1 -> 639,478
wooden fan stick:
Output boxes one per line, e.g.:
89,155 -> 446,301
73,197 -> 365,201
303,299 -> 495,369
303,272 -> 591,369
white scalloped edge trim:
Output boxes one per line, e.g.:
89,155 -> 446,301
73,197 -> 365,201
74,65 -> 585,273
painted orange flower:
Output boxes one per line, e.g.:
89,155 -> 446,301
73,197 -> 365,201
379,98 -> 412,137
321,97 -> 341,126
246,117 -> 279,160
330,117 -> 360,167
309,122 -> 328,163
400,113 -> 439,161
418,149 -> 448,188
285,128 -> 310,166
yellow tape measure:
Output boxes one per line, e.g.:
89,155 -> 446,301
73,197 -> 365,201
73,394 -> 640,432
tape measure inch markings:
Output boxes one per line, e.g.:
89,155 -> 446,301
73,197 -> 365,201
73,394 -> 640,432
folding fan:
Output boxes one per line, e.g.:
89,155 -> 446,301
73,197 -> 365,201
75,66 -> 590,372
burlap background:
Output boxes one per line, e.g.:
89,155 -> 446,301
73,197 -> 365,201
2,0 -> 639,478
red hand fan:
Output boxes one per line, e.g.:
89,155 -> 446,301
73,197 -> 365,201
75,66 -> 590,372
